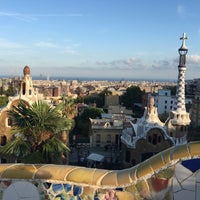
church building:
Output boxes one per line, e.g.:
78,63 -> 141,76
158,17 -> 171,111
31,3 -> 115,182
0,66 -> 43,163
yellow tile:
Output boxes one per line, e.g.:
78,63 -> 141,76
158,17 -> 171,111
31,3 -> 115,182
172,144 -> 190,160
149,154 -> 165,172
35,165 -> 76,180
0,164 -> 13,176
1,164 -> 36,179
115,191 -> 135,200
136,162 -> 154,179
117,169 -> 132,186
100,171 -> 117,186
189,141 -> 200,157
90,169 -> 110,185
161,147 -> 173,164
67,167 -> 96,185
129,167 -> 137,182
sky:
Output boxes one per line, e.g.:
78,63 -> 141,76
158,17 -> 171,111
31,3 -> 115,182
0,0 -> 200,80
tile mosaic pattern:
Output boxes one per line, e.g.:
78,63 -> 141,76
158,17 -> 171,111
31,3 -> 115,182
0,141 -> 200,200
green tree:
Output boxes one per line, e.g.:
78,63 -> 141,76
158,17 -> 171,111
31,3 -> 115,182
72,107 -> 104,137
56,97 -> 77,149
81,107 -> 104,120
164,86 -> 176,96
0,101 -> 71,164
120,86 -> 145,109
0,96 -> 8,107
57,97 -> 77,120
75,89 -> 112,108
4,85 -> 17,97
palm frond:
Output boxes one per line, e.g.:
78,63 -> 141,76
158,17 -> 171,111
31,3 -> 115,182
0,136 -> 31,158
41,137 -> 70,163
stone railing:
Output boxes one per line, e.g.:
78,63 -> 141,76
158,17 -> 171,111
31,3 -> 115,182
0,141 -> 200,200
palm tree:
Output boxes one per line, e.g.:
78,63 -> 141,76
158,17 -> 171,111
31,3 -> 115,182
56,97 -> 77,163
0,100 -> 71,164
58,96 -> 77,119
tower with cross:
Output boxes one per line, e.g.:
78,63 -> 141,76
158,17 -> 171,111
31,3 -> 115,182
166,33 -> 191,145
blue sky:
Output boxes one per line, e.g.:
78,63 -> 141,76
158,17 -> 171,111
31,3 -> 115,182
0,0 -> 200,80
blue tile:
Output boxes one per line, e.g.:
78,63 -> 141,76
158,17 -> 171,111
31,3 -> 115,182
63,183 -> 72,192
52,184 -> 63,193
182,158 -> 200,172
115,187 -> 123,191
73,185 -> 82,196
43,182 -> 52,189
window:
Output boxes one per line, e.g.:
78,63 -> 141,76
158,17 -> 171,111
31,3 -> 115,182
0,136 -> 7,146
22,82 -> 26,95
7,118 -> 13,127
96,134 -> 100,143
148,135 -> 152,143
153,134 -> 157,145
29,89 -> 32,95
107,134 -> 111,143
158,136 -> 161,143
165,100 -> 167,104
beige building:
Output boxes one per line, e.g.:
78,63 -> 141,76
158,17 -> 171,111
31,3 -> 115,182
90,114 -> 134,149
0,66 -> 43,163
105,94 -> 133,115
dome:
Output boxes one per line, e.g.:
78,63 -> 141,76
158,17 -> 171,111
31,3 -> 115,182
23,66 -> 31,75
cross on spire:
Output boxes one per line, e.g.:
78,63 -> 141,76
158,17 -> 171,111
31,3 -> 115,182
180,33 -> 187,49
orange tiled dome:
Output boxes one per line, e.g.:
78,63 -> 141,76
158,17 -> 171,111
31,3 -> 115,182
23,66 -> 30,75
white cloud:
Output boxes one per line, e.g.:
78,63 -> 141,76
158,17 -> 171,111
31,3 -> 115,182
0,11 -> 36,22
62,47 -> 77,55
151,59 -> 175,70
96,57 -> 143,70
0,38 -> 25,49
34,41 -> 57,48
187,54 -> 200,64
0,11 -> 83,22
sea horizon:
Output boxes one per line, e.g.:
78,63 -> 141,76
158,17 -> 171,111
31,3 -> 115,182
0,74 -> 178,83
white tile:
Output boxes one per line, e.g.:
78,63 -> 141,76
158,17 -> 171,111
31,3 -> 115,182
173,189 -> 195,200
173,176 -> 182,193
182,173 -> 196,191
2,181 -> 40,200
175,163 -> 193,183
195,170 -> 200,182
195,182 -> 200,200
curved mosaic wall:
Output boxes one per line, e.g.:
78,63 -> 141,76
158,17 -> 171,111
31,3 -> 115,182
0,141 -> 200,200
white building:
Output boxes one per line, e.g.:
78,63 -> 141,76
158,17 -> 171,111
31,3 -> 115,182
153,89 -> 192,115
154,89 -> 175,115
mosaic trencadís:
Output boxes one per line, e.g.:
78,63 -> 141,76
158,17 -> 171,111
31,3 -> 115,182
0,141 -> 200,200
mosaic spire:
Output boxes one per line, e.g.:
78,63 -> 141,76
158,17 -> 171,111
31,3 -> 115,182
170,33 -> 190,126
173,33 -> 188,112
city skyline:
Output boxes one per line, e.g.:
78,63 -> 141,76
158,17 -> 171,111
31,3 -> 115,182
0,0 -> 200,80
